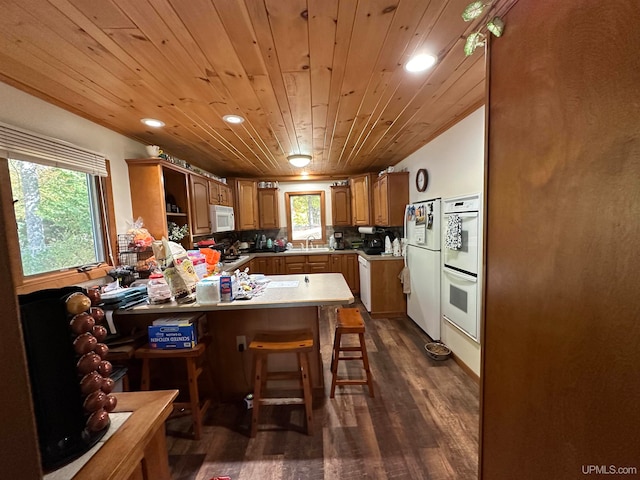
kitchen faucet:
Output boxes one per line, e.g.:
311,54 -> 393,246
306,235 -> 315,250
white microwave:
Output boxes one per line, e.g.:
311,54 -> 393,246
210,205 -> 235,233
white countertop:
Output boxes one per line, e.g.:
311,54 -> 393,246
221,249 -> 403,270
122,273 -> 354,314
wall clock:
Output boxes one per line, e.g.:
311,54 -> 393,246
416,168 -> 428,192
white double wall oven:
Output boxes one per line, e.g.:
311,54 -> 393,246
441,194 -> 482,342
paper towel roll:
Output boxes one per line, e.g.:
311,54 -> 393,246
358,226 -> 375,234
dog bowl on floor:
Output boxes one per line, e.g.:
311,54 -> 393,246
424,342 -> 451,361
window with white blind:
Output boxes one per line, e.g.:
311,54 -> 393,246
1,123 -> 109,277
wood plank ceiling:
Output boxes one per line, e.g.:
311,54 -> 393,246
0,0 -> 514,178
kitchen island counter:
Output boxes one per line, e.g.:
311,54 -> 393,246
120,273 -> 353,314
115,273 -> 354,400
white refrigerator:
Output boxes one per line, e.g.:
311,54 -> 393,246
404,199 -> 442,340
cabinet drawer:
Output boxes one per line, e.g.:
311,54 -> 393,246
285,255 -> 306,264
307,254 -> 329,262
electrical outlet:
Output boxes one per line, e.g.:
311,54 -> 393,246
236,335 -> 247,352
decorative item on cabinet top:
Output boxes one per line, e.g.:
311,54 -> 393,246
257,181 -> 279,188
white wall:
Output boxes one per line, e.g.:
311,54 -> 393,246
0,82 -> 147,233
395,106 -> 485,376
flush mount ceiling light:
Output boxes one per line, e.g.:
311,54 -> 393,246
140,118 -> 165,128
404,53 -> 438,73
222,114 -> 245,124
288,154 -> 312,168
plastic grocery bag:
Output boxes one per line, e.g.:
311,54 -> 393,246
151,238 -> 198,303
126,217 -> 154,249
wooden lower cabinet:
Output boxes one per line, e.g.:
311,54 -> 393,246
369,258 -> 406,317
250,256 -> 285,274
249,253 -> 357,292
283,254 -> 330,274
331,253 -> 359,293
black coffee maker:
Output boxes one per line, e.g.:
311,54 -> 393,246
363,234 -> 384,255
334,231 -> 345,250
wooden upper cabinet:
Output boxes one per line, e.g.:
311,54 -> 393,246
258,188 -> 279,229
219,183 -> 232,207
350,173 -> 374,225
235,179 -> 258,230
373,179 -> 382,225
331,186 -> 351,226
208,180 -> 220,205
126,159 -> 192,248
189,174 -> 210,235
373,172 -> 409,227
209,180 -> 233,207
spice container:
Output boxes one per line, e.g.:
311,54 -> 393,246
147,273 -> 172,304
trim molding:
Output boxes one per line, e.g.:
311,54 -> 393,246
452,351 -> 480,385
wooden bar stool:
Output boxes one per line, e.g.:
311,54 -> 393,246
330,308 -> 375,398
249,330 -> 314,437
134,338 -> 212,440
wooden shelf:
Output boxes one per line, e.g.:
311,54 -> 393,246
166,212 -> 187,217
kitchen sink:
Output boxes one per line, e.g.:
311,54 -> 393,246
284,247 -> 331,253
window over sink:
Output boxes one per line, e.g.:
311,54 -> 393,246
284,191 -> 326,245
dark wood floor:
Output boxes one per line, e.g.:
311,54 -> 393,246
166,302 -> 479,480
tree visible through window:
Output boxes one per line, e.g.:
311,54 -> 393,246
285,191 -> 326,244
9,159 -> 104,276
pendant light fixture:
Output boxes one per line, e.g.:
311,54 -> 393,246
288,154 -> 312,168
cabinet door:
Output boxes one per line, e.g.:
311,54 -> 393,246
236,180 -> 258,230
189,174 -> 211,235
377,176 -> 389,226
385,172 -> 409,226
345,254 -> 359,293
258,188 -> 279,229
331,254 -> 342,273
331,186 -> 351,226
208,180 -> 220,205
372,180 -> 381,225
273,257 -> 285,274
252,257 -> 268,274
220,184 -> 232,207
350,174 -> 372,225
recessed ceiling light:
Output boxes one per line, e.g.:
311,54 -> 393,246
404,53 -> 438,73
223,114 -> 245,124
141,118 -> 165,128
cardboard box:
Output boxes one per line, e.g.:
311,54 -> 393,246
148,323 -> 196,349
151,313 -> 207,341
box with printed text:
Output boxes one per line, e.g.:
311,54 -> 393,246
148,323 -> 196,349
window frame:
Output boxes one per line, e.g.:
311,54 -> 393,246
284,190 -> 327,246
0,157 -> 116,295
